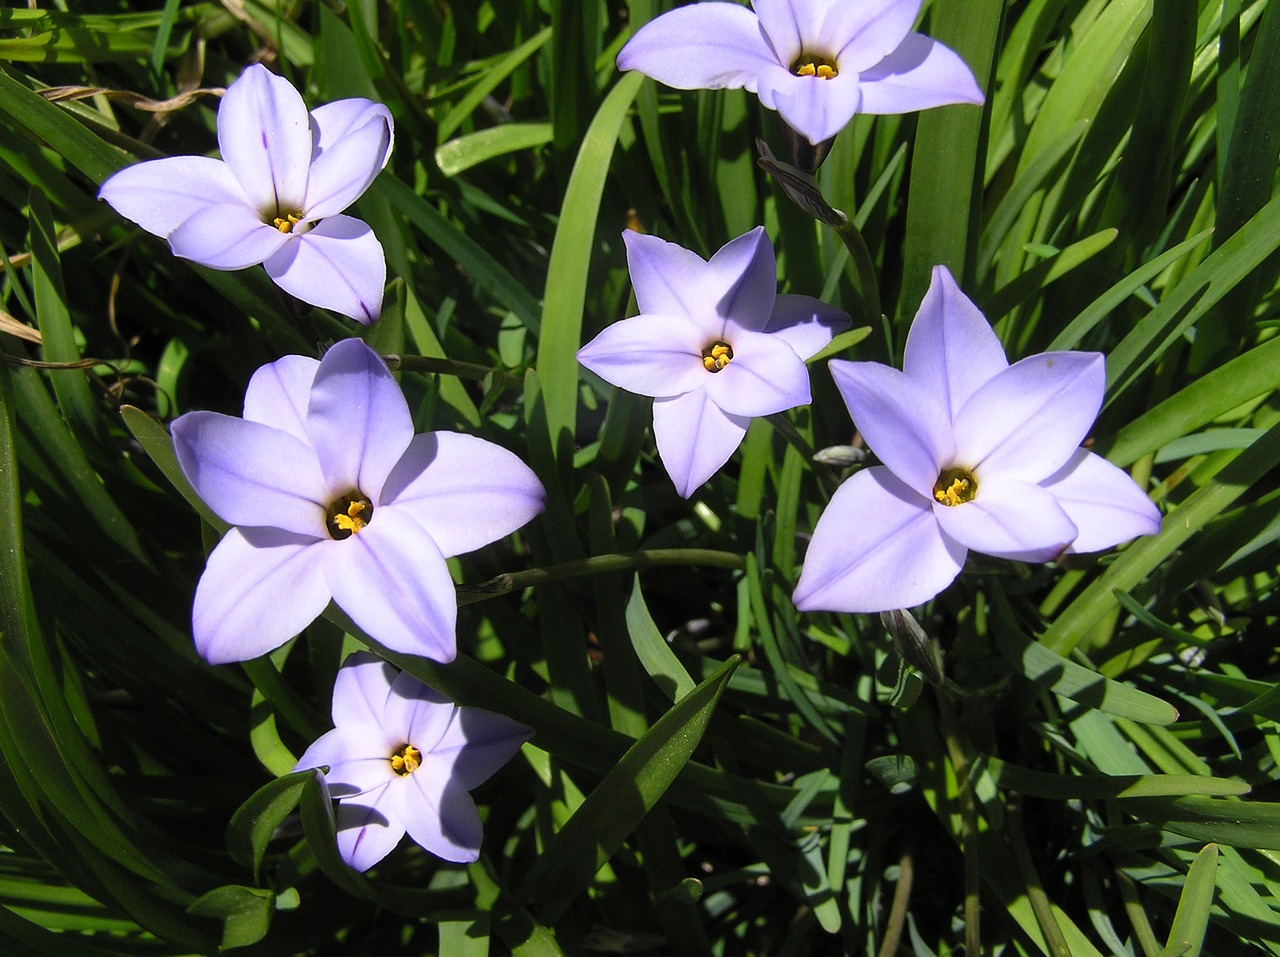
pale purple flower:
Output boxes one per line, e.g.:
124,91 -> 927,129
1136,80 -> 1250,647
99,64 -> 393,323
577,227 -> 849,497
793,266 -> 1161,613
617,0 -> 984,145
295,652 -> 532,871
171,338 -> 545,664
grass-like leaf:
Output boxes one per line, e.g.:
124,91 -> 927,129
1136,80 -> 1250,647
516,654 -> 739,922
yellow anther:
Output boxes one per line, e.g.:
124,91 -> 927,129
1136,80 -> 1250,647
795,58 -> 838,80
327,493 -> 373,540
701,341 -> 733,373
272,212 -> 302,233
332,500 -> 368,535
934,478 -> 971,507
390,744 -> 422,776
932,468 -> 978,507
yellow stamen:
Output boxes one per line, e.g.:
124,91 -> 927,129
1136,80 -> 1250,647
701,341 -> 734,373
332,500 -> 368,535
933,468 -> 978,507
390,744 -> 421,776
795,57 -> 838,80
272,212 -> 302,233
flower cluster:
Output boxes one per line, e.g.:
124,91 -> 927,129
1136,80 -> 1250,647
96,65 -> 545,872
102,1 -> 1163,880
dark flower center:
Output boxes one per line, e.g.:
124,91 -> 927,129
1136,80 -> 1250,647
390,743 -> 421,776
933,468 -> 978,507
701,341 -> 734,372
271,211 -> 303,233
794,55 -> 838,80
327,492 -> 373,539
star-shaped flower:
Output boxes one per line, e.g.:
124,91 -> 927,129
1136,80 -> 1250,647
793,266 -> 1161,613
99,64 -> 393,323
171,338 -> 545,664
577,227 -> 849,497
617,0 -> 984,145
295,652 -> 532,871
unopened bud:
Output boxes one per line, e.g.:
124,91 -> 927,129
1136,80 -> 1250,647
880,608 -> 945,687
813,444 -> 866,468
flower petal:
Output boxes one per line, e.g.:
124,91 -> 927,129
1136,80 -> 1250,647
432,706 -> 533,790
623,228 -> 778,337
217,64 -> 312,215
706,227 -> 778,335
653,390 -> 750,498
1040,449 -> 1162,553
952,351 -> 1104,482
305,338 -> 413,502
192,527 -> 330,664
828,360 -> 953,493
903,265 -> 1007,419
793,466 -> 965,612
932,476 -> 1077,562
763,293 -> 851,360
171,411 -> 328,535
398,770 -> 484,864
829,0 -> 922,72
310,99 -> 394,169
622,231 -> 716,323
242,354 -> 319,442
761,70 -> 864,144
166,202 -> 290,270
98,156 -> 249,238
857,33 -> 984,114
330,651 -> 396,728
303,110 -> 393,220
616,2 -> 782,93
294,725 -> 399,797
334,781 -> 405,872
323,515 -> 458,662
577,313 -> 709,398
751,0 -> 809,65
703,329 -> 810,416
263,214 -> 386,323
384,671 -> 457,756
379,432 -> 546,557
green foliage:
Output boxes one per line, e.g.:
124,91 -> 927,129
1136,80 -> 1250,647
0,0 -> 1279,954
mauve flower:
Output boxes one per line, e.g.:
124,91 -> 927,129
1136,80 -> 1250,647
617,0 -> 984,145
99,64 -> 393,323
171,339 -> 545,664
296,652 -> 532,871
577,227 -> 849,497
793,266 -> 1161,613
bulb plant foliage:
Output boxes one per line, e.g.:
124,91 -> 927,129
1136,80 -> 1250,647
0,1 -> 1278,956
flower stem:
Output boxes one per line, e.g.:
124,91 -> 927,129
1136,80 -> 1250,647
1115,866 -> 1162,956
456,548 -> 747,605
832,217 -> 882,326
1006,798 -> 1072,957
875,850 -> 913,957
754,137 -> 882,323
937,690 -> 982,956
764,412 -> 815,461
